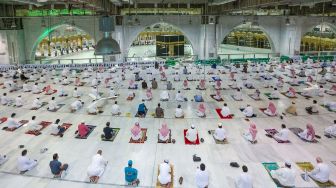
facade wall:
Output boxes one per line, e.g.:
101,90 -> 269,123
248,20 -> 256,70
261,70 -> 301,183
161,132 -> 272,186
0,15 -> 335,64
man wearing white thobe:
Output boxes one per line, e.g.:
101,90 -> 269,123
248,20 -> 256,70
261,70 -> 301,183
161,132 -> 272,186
48,97 -> 59,111
309,157 -> 330,183
175,105 -> 184,118
15,96 -> 23,107
111,101 -> 121,115
26,116 -> 42,131
87,100 -> 98,114
175,91 -> 185,102
87,150 -> 108,178
324,120 -> 336,137
17,150 -> 38,172
221,104 -> 231,117
158,160 -> 171,186
186,125 -> 197,143
273,125 -> 290,142
71,100 -> 83,111
243,105 -> 254,117
32,98 -> 42,109
7,114 -> 21,129
235,165 -> 253,188
213,123 -> 226,141
195,163 -> 209,188
270,162 -> 295,187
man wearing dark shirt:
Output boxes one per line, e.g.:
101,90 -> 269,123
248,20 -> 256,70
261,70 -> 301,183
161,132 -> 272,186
102,122 -> 114,140
155,103 -> 164,118
141,80 -> 147,89
49,153 -> 68,177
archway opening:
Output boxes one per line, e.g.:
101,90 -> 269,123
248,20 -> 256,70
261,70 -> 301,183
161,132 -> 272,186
218,22 -> 274,59
127,22 -> 194,61
300,23 -> 336,52
33,24 -> 95,63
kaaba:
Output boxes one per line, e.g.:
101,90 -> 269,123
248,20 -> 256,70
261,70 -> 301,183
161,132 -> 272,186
156,35 -> 184,57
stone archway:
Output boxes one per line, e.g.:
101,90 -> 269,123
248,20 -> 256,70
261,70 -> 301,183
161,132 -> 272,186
124,22 -> 196,59
30,23 -> 94,62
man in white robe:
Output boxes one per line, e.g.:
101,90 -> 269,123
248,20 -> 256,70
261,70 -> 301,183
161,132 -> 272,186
270,162 -> 295,187
71,99 -> 83,111
6,113 -> 21,129
243,105 -> 254,117
175,91 -> 185,102
273,124 -> 290,142
31,98 -> 42,109
175,105 -> 184,118
158,160 -> 172,187
221,103 -> 231,117
213,123 -> 226,141
111,101 -> 121,115
87,100 -> 98,114
195,163 -> 209,188
324,120 -> 336,137
235,165 -> 253,188
15,95 -> 23,107
186,124 -> 197,143
48,97 -> 59,111
26,116 -> 42,131
17,150 -> 38,173
160,90 -> 169,101
309,157 -> 331,183
87,150 -> 108,183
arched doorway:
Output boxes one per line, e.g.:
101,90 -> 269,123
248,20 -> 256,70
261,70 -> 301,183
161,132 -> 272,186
300,23 -> 336,52
31,24 -> 95,64
218,22 -> 274,59
127,22 -> 194,61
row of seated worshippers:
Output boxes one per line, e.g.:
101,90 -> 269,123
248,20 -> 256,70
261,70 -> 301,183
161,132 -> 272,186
2,147 -> 333,187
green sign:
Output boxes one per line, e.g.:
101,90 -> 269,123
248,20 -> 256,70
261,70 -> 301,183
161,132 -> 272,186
16,9 -> 95,17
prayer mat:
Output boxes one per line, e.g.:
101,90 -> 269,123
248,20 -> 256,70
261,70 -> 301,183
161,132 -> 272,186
320,105 -> 336,112
183,87 -> 191,90
248,94 -> 261,101
126,112 -> 131,117
327,80 -> 336,83
75,125 -> 96,139
296,162 -> 335,187
3,120 -> 28,132
25,121 -> 52,136
210,94 -> 224,102
183,129 -> 200,145
245,86 -> 255,89
156,165 -> 174,188
45,90 -> 57,95
209,130 -> 229,144
51,123 -> 72,136
281,92 -> 297,98
264,93 -> 279,100
215,109 -> 234,119
325,91 -> 336,96
129,128 -> 147,143
196,87 -> 206,90
128,85 -> 138,90
47,104 -> 65,112
264,129 -> 291,143
212,86 -> 226,90
211,77 -> 221,81
297,92 -> 312,99
324,133 -> 336,139
0,117 -> 8,124
289,127 -> 318,143
231,95 -> 243,101
135,110 -> 147,118
127,94 -> 136,101
158,130 -> 172,144
259,108 -> 277,117
284,74 -> 295,78
101,128 -> 120,142
30,102 -> 48,110
262,162 -> 283,187
228,85 -> 238,90
296,74 -> 307,78
33,91 -> 43,94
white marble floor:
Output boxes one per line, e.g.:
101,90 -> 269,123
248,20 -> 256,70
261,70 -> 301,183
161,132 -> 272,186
0,63 -> 335,188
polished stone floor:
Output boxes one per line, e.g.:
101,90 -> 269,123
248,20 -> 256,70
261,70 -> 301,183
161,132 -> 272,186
0,62 -> 335,188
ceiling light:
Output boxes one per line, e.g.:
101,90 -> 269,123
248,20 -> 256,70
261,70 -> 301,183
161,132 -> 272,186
94,16 -> 120,55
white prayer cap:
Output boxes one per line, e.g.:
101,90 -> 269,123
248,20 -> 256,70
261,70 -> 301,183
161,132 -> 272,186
218,123 -> 223,127
191,124 -> 195,129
